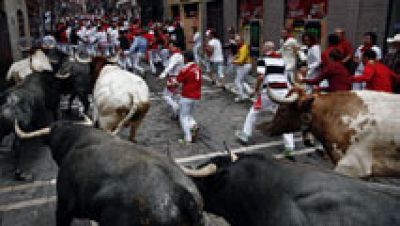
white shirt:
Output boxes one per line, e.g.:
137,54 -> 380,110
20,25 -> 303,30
355,45 -> 382,74
279,37 -> 305,71
208,38 -> 224,63
96,31 -> 108,43
107,27 -> 119,43
193,32 -> 201,48
306,44 -> 321,79
159,52 -> 184,78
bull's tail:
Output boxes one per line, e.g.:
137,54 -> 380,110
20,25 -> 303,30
111,93 -> 138,136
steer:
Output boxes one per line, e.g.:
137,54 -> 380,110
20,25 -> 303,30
257,87 -> 400,177
0,71 -> 61,181
14,121 -> 204,226
183,153 -> 400,226
6,48 -> 53,84
92,56 -> 150,142
55,53 -> 93,114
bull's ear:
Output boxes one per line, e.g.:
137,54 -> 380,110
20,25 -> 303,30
298,96 -> 314,112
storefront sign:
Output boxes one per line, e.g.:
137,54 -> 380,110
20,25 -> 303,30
286,0 -> 327,19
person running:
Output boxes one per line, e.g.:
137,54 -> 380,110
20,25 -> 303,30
233,34 -> 252,102
159,42 -> 185,119
174,51 -> 202,144
300,49 -> 352,92
206,29 -> 225,87
129,29 -> 148,74
191,26 -> 202,65
235,41 -> 295,155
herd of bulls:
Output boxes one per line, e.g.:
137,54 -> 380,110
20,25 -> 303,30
1,48 -> 400,225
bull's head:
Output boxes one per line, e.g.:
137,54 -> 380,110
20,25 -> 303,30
0,93 -> 33,141
45,48 -> 68,71
257,87 -> 315,136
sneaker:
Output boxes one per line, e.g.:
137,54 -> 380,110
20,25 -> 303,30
235,130 -> 249,144
234,96 -> 248,103
178,138 -> 192,145
191,126 -> 199,143
283,148 -> 295,161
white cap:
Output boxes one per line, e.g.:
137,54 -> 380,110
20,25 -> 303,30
387,34 -> 400,43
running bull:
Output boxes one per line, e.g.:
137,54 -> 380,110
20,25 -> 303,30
91,56 -> 150,142
258,87 -> 400,177
183,153 -> 400,226
14,121 -> 204,226
0,71 -> 61,180
6,48 -> 53,84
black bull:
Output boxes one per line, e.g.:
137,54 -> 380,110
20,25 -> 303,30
16,122 -> 204,226
189,154 -> 400,226
0,71 -> 61,180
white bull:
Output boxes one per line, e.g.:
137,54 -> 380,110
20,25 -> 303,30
93,65 -> 150,142
6,49 -> 53,83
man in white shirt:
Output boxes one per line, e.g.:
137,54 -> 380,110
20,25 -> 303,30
159,43 -> 185,119
206,30 -> 225,87
279,28 -> 306,83
191,26 -> 201,65
236,44 -> 296,154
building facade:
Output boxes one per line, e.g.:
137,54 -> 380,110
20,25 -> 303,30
0,0 -> 30,77
165,0 -> 396,55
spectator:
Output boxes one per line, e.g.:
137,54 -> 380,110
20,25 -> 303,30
353,32 -> 382,90
352,49 -> 397,93
384,34 -> 400,93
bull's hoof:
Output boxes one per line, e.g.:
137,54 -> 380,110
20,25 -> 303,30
14,169 -> 34,182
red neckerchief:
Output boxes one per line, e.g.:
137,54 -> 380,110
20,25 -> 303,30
265,51 -> 281,58
170,49 -> 181,55
361,44 -> 373,53
283,35 -> 292,42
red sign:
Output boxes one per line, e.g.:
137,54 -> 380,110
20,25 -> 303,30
286,0 -> 327,19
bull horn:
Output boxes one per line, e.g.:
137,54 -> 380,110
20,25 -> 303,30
74,53 -> 91,64
224,141 -> 238,162
75,114 -> 93,127
266,86 -> 299,104
14,120 -> 51,139
180,164 -> 218,178
55,71 -> 71,79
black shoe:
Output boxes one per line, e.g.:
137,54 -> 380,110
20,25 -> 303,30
303,138 -> 315,147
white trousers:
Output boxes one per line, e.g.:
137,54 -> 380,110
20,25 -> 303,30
162,87 -> 179,117
131,52 -> 145,74
242,88 -> 295,150
193,45 -> 201,65
148,50 -> 157,74
235,64 -> 252,98
179,97 -> 198,142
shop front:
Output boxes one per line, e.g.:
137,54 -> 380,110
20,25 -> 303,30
167,0 -> 200,50
238,0 -> 263,56
285,0 -> 328,48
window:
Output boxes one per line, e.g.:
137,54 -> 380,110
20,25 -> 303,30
17,9 -> 25,37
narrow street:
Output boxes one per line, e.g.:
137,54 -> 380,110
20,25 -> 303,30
0,72 -> 332,226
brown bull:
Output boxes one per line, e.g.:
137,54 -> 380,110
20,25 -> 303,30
258,87 -> 400,177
